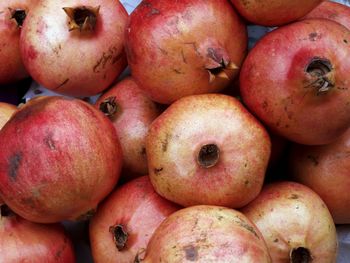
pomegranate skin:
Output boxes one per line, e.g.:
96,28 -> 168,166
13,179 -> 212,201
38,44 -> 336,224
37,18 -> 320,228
141,205 -> 272,263
20,0 -> 128,96
302,1 -> 350,30
0,102 -> 17,130
0,96 -> 122,223
289,128 -> 350,224
125,0 -> 247,104
0,210 -> 76,263
89,176 -> 179,263
0,0 -> 34,84
230,0 -> 323,26
241,182 -> 337,263
95,77 -> 160,177
240,19 -> 350,145
146,94 -> 271,208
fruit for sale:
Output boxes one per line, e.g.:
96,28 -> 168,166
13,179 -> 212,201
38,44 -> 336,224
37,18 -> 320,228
89,176 -> 179,263
20,0 -> 128,96
95,77 -> 160,178
242,181 -> 338,263
0,205 -> 75,262
230,0 -> 323,26
0,0 -> 35,84
147,94 -> 271,208
125,0 -> 247,104
140,205 -> 272,262
302,0 -> 350,30
240,19 -> 350,145
289,128 -> 350,224
0,96 -> 122,223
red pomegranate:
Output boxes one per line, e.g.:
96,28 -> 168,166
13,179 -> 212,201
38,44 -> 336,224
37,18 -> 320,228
0,96 -> 122,223
0,205 -> 75,262
302,1 -> 350,30
230,0 -> 323,26
0,0 -> 35,84
125,0 -> 247,104
0,102 -> 17,130
289,128 -> 350,224
140,205 -> 272,262
89,176 -> 179,263
146,94 -> 271,208
241,181 -> 338,263
95,77 -> 160,178
20,0 -> 128,96
240,19 -> 350,145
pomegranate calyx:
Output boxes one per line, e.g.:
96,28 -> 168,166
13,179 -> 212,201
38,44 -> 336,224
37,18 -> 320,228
0,205 -> 14,218
290,247 -> 312,263
63,6 -> 100,32
9,8 -> 26,27
206,59 -> 238,83
197,143 -> 220,168
109,224 -> 128,251
99,96 -> 119,118
305,57 -> 334,95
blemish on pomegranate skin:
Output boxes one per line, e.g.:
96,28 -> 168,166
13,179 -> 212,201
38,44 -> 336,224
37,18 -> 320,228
44,134 -> 56,150
154,167 -> 163,175
27,45 -> 38,60
8,152 -> 23,181
309,32 -> 318,41
306,154 -> 319,166
54,78 -> 69,90
184,245 -> 198,261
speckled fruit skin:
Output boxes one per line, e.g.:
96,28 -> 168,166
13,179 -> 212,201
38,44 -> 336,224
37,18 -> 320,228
230,0 -> 323,26
141,205 -> 272,263
95,77 -> 160,178
289,128 -> 350,224
302,0 -> 350,30
89,176 -> 179,263
240,19 -> 350,145
0,0 -> 34,84
146,94 -> 271,208
0,96 -> 122,223
0,212 -> 76,263
20,0 -> 128,96
241,182 -> 338,263
125,0 -> 247,104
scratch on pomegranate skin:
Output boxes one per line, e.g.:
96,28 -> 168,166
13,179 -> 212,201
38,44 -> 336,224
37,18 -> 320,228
184,42 -> 200,56
44,134 -> 56,150
53,78 -> 69,90
8,152 -> 23,181
93,46 -> 121,73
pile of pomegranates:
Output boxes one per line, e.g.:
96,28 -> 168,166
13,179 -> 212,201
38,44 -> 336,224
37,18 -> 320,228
1,0 -> 350,262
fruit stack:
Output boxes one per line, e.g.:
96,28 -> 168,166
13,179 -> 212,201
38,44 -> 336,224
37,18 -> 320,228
0,0 -> 349,262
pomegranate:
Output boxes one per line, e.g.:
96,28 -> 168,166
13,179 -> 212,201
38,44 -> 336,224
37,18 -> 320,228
125,0 -> 247,104
241,181 -> 338,263
289,128 -> 350,224
302,1 -> 350,30
0,96 -> 122,223
95,77 -> 160,178
146,94 -> 271,208
240,19 -> 350,145
230,0 -> 323,26
0,0 -> 34,84
0,205 -> 75,262
89,176 -> 179,263
20,0 -> 128,96
0,102 -> 17,205
0,102 -> 17,130
140,205 -> 271,262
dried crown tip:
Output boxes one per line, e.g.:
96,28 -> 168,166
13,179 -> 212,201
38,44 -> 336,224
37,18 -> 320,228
63,5 -> 100,32
206,59 -> 238,83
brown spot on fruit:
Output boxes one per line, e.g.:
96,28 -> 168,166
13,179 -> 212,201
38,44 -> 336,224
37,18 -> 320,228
309,32 -> 318,41
44,134 -> 56,150
110,224 -> 128,251
306,155 -> 319,166
289,194 -> 299,199
154,167 -> 163,175
8,152 -> 22,181
184,245 -> 198,261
